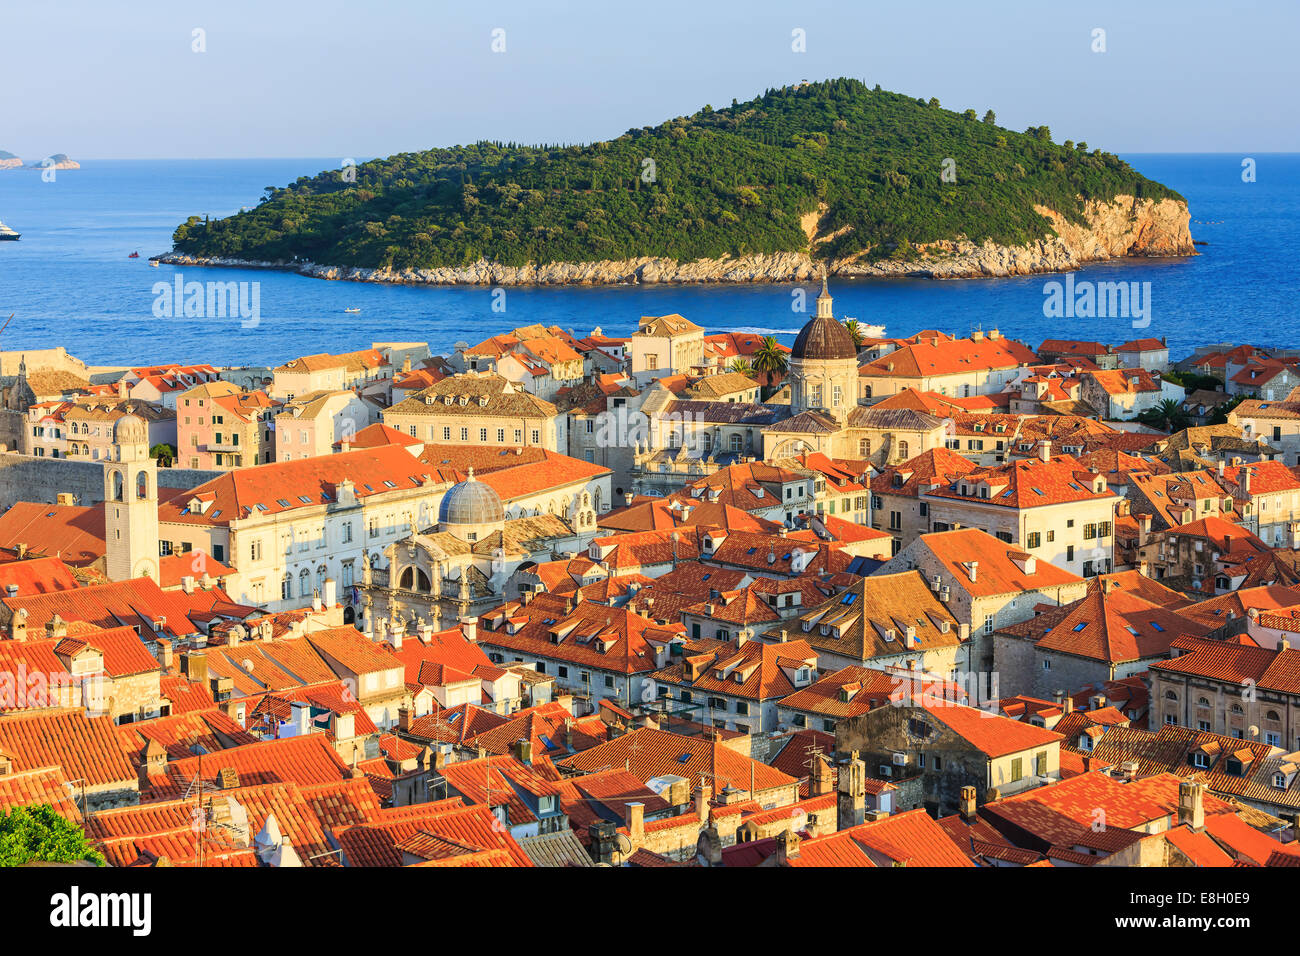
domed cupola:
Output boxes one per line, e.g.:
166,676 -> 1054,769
438,468 -> 506,542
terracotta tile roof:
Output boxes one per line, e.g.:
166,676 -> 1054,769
158,551 -> 235,588
0,502 -> 106,566
90,780 -> 339,866
116,709 -> 256,767
0,764 -> 82,822
860,336 -> 1037,379
758,571 -> 963,665
916,700 -> 1063,758
1000,589 -> 1209,664
790,807 -> 973,867
478,592 -> 681,675
919,528 -> 1084,597
159,446 -> 430,527
404,704 -> 510,746
0,708 -> 137,790
464,702 -> 609,758
1150,638 -> 1300,694
651,637 -> 817,702
474,451 -> 610,502
332,800 -> 532,867
559,727 -> 798,794
159,675 -> 216,715
922,454 -> 1114,509
149,734 -> 354,799
871,448 -> 978,498
779,665 -> 926,720
598,499 -> 781,534
0,555 -> 80,595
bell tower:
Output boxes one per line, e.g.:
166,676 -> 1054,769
815,272 -> 834,319
104,412 -> 159,582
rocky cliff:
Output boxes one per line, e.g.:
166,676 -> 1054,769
158,194 -> 1193,286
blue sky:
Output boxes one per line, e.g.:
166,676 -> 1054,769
1,0 -> 1295,159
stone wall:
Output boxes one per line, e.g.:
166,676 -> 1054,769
0,453 -> 221,509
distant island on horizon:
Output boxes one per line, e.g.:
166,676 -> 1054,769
0,152 -> 80,170
160,78 -> 1196,286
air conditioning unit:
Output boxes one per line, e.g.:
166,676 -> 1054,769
877,765 -> 894,777
891,752 -> 908,766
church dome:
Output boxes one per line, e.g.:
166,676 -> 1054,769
438,469 -> 505,527
791,314 -> 857,362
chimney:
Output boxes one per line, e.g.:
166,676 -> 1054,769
4,584 -> 17,599
15,543 -> 26,560
959,785 -> 977,822
1217,459 -> 1226,478
695,784 -> 712,823
460,617 -> 478,642
1090,694 -> 1107,711
323,577 -> 337,607
776,828 -> 801,863
514,738 -> 533,766
180,651 -> 208,687
1039,440 -> 1051,463
45,613 -> 67,640
397,706 -> 411,732
1178,779 -> 1205,831
1243,468 -> 1252,494
391,623 -> 402,651
1062,696 -> 1074,714
966,561 -> 978,584
312,590 -> 322,613
1137,513 -> 1152,547
1122,760 -> 1139,782
155,638 -> 173,671
626,801 -> 645,840
181,575 -> 195,594
810,754 -> 834,797
9,608 -> 26,641
139,738 -> 167,789
837,751 -> 867,829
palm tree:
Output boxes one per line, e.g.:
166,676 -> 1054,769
844,320 -> 865,349
729,358 -> 753,376
751,336 -> 789,377
1140,398 -> 1189,432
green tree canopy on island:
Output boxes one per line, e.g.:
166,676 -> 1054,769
171,78 -> 1182,272
0,805 -> 106,867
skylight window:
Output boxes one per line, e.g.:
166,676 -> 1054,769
276,498 -> 291,507
298,495 -> 312,504
677,753 -> 692,764
1151,621 -> 1165,632
1072,622 -> 1087,632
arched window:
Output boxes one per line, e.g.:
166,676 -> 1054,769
299,569 -> 311,597
281,575 -> 292,601
1231,703 -> 1244,715
1198,697 -> 1210,708
1267,710 -> 1281,722
111,470 -> 124,502
1164,690 -> 1178,700
317,566 -> 327,592
136,471 -> 149,499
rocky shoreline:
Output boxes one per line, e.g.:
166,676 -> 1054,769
156,195 -> 1195,286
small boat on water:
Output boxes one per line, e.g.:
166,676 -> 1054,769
344,307 -> 361,313
128,251 -> 140,258
0,220 -> 19,241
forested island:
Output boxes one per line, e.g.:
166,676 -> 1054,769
165,79 -> 1193,284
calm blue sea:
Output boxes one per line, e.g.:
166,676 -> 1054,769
0,154 -> 1294,367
